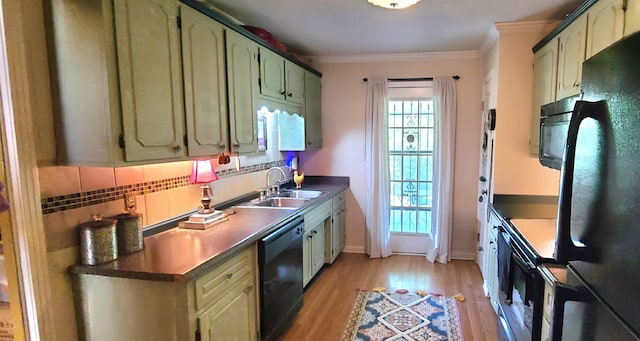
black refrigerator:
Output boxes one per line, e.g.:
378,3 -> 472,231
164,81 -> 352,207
553,31 -> 640,340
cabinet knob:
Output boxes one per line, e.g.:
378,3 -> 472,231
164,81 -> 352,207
280,90 -> 286,95
478,246 -> 484,252
233,141 -> 239,147
287,93 -> 293,97
226,273 -> 233,280
218,142 -> 226,148
312,230 -> 318,235
172,145 -> 182,152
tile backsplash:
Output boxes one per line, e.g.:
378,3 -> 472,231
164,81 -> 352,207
39,159 -> 289,252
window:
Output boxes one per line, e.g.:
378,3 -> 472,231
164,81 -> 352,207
388,89 -> 434,235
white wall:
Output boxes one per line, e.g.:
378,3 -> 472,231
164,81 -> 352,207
483,23 -> 562,196
301,53 -> 483,259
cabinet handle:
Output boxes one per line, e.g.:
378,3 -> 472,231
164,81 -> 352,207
226,273 -> 233,280
287,93 -> 293,97
172,145 -> 182,152
312,230 -> 318,235
233,141 -> 239,147
218,142 -> 226,148
280,90 -> 286,95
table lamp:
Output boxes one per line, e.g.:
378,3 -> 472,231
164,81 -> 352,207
190,159 -> 218,215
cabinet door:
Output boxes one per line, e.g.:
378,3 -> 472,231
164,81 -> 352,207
586,0 -> 625,58
227,30 -> 259,154
486,210 -> 501,312
114,0 -> 186,161
259,48 -> 286,101
304,71 -> 322,149
625,0 -> 640,36
311,224 -> 325,275
284,61 -> 305,105
530,39 -> 559,156
199,275 -> 258,341
339,206 -> 346,254
181,5 -> 228,157
556,15 -> 587,100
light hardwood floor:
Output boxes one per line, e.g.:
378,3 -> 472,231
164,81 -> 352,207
283,253 -> 497,341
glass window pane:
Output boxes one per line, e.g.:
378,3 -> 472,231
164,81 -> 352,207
417,210 -> 431,233
390,181 -> 403,206
417,156 -> 432,181
402,209 -> 416,233
390,209 -> 401,232
388,97 -> 434,236
389,155 -> 401,181
402,156 -> 417,181
389,128 -> 402,152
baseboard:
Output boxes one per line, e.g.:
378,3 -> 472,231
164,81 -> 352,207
451,251 -> 477,260
343,245 -> 365,254
343,248 -> 478,260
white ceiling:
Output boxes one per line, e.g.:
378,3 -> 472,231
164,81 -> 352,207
203,0 -> 586,58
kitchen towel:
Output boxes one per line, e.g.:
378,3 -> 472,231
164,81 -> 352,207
497,231 -> 511,293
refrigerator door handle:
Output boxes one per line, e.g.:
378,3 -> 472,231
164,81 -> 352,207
556,100 -> 608,263
550,282 -> 591,341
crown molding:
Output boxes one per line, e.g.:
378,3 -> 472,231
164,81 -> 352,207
312,50 -> 480,64
479,20 -> 561,56
494,20 -> 560,33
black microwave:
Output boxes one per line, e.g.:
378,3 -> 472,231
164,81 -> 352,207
539,95 -> 580,170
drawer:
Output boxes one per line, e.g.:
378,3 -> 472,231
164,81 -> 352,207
304,199 -> 332,231
332,191 -> 346,209
194,246 -> 254,311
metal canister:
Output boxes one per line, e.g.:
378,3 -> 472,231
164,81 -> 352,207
110,211 -> 144,255
78,217 -> 118,265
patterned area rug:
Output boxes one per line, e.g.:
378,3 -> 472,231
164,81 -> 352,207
342,290 -> 464,341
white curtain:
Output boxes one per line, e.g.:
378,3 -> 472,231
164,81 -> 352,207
364,78 -> 391,258
427,76 -> 457,263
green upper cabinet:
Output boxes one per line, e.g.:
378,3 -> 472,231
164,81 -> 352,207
284,60 -> 305,105
304,71 -> 322,149
114,0 -> 186,161
259,48 -> 305,105
180,4 -> 228,157
47,0 -> 187,166
259,48 -> 286,101
227,30 -> 260,154
47,0 -> 322,165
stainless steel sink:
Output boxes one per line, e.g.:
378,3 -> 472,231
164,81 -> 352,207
235,196 -> 310,209
253,197 -> 310,208
278,189 -> 324,199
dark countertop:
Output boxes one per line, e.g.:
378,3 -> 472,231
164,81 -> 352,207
491,194 -> 559,264
71,176 -> 349,282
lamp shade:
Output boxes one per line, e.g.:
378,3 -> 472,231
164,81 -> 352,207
368,0 -> 421,9
190,160 -> 218,184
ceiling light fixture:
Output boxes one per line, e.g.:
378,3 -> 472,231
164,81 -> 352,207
368,0 -> 421,9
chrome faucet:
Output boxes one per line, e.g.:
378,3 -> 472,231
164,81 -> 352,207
262,167 -> 287,199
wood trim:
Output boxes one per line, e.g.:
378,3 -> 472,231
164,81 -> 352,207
0,0 -> 56,339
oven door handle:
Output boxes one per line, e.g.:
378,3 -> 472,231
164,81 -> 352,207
511,246 -> 535,271
550,282 -> 590,341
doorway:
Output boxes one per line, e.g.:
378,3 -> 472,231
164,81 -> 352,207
387,81 -> 433,254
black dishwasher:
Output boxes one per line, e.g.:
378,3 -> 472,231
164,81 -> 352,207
258,216 -> 304,341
